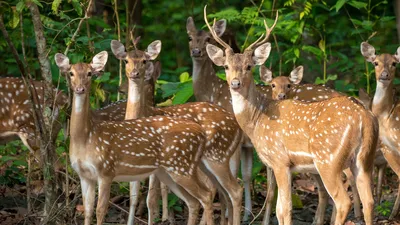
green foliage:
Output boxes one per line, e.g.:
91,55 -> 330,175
376,200 -> 393,217
0,141 -> 28,185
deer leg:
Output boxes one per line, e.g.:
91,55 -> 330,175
167,168 -> 214,225
262,167 -> 276,225
81,178 -> 96,225
273,166 -> 292,225
96,178 -> 112,225
343,168 -> 361,220
201,160 -> 242,225
147,174 -> 161,224
351,162 -> 374,225
127,181 -> 140,225
380,148 -> 400,219
376,164 -> 386,204
241,144 -> 253,222
311,174 -> 329,225
156,170 -> 201,225
161,182 -> 169,221
316,164 -> 351,225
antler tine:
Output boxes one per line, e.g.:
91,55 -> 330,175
203,5 -> 231,50
245,11 -> 279,52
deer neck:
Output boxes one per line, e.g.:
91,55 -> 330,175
192,57 -> 218,101
125,79 -> 144,119
230,81 -> 267,138
372,82 -> 394,120
70,92 -> 92,147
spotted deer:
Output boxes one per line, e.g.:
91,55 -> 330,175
55,51 -> 215,225
361,42 -> 400,219
111,39 -> 243,225
0,78 -> 67,159
205,6 -> 378,225
187,17 -> 256,221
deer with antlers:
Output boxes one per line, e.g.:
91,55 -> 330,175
55,51 -> 216,225
204,6 -> 378,225
361,42 -> 400,219
111,39 -> 244,225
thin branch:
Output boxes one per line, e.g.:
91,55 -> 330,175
114,0 -> 122,101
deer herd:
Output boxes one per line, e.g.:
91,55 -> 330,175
2,5 -> 400,225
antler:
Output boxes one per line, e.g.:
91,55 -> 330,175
245,11 -> 279,52
203,5 -> 231,50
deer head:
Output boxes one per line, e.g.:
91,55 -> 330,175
361,42 -> 400,87
260,65 -> 303,100
204,6 -> 277,98
55,51 -> 108,94
111,40 -> 161,82
187,16 -> 226,59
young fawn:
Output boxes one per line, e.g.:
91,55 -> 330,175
55,51 -> 215,225
205,6 -> 378,225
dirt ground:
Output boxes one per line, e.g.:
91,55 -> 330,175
1,169 -> 400,225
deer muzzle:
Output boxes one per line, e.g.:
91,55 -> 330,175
128,71 -> 140,80
379,71 -> 390,81
191,48 -> 202,57
230,79 -> 241,90
75,86 -> 85,94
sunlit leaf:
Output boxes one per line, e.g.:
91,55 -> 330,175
8,7 -> 20,29
16,1 -> 25,12
52,0 -> 62,15
179,72 -> 190,83
348,1 -> 367,9
72,0 -> 82,16
333,0 -> 347,12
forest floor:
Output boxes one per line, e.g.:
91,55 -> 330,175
1,168 -> 400,225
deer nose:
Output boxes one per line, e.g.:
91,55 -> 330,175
278,93 -> 286,100
231,79 -> 241,90
75,86 -> 85,94
380,71 -> 389,80
191,48 -> 201,57
129,71 -> 140,79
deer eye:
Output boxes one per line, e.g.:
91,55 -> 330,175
246,65 -> 252,71
224,65 -> 229,70
373,61 -> 378,66
69,71 -> 74,77
88,72 -> 92,77
188,36 -> 192,41
143,60 -> 147,65
287,84 -> 291,88
392,62 -> 397,67
271,84 -> 276,88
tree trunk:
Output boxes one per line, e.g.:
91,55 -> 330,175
28,2 -> 58,223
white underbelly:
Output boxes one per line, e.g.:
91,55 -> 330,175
290,164 -> 317,173
113,170 -> 157,182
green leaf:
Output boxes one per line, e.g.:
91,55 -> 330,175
299,12 -> 305,20
72,0 -> 83,16
179,72 -> 190,83
326,74 -> 338,81
32,0 -> 43,8
315,77 -> 325,85
348,1 -> 367,9
173,82 -> 193,105
334,0 -> 347,12
8,8 -> 20,29
52,0 -> 62,15
294,48 -> 300,58
161,82 -> 180,98
16,1 -> 25,12
292,193 -> 303,208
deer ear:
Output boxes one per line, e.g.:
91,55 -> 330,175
253,42 -> 271,65
186,17 -> 197,34
90,51 -> 108,75
146,40 -> 162,60
111,40 -> 127,60
55,53 -> 71,73
289,66 -> 303,84
358,88 -> 371,110
206,44 -> 225,66
360,42 -> 376,63
214,19 -> 226,37
394,46 -> 400,63
259,65 -> 273,83
153,61 -> 162,81
145,62 -> 155,81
